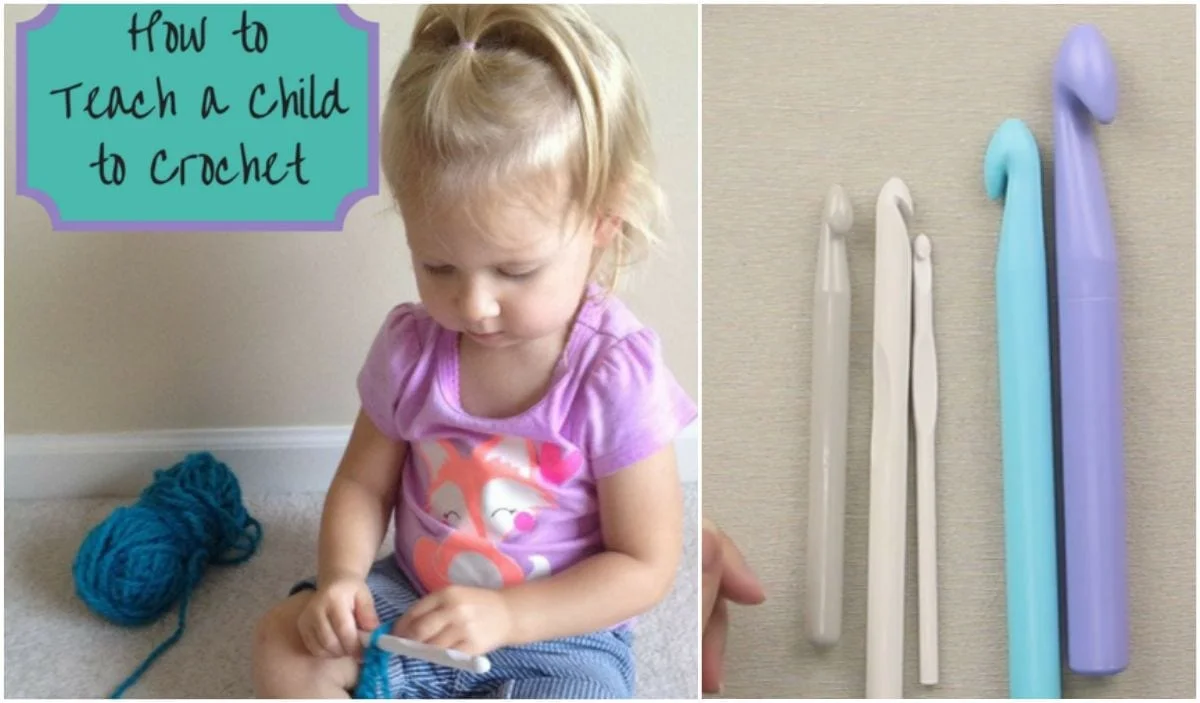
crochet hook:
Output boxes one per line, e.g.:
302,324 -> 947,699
911,233 -> 939,686
866,177 -> 913,699
805,184 -> 853,648
986,117 -> 1063,698
1053,24 -> 1129,676
359,631 -> 493,674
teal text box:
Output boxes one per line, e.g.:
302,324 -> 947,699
16,4 -> 378,231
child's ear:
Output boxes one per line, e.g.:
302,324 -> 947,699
592,213 -> 622,248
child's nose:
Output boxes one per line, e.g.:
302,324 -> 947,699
458,281 -> 500,322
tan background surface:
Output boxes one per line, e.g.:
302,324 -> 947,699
702,4 -> 1194,699
4,4 -> 698,434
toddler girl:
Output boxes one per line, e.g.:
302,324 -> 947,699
251,4 -> 696,699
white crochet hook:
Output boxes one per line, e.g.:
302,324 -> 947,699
359,631 -> 492,674
866,177 -> 913,699
912,233 -> 939,686
805,183 -> 853,648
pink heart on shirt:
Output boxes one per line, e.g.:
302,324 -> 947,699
539,443 -> 582,485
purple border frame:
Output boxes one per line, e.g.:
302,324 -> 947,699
14,4 -> 380,232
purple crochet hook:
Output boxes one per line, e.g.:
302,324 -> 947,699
1053,24 -> 1128,676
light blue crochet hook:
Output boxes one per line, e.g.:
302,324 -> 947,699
985,118 -> 1062,699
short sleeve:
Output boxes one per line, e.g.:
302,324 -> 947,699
356,303 -> 427,441
578,329 -> 698,478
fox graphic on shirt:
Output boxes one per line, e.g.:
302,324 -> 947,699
411,435 -> 583,591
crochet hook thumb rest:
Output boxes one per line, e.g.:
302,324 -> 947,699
359,631 -> 493,674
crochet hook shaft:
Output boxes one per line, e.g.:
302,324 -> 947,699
360,631 -> 492,674
986,117 -> 1063,698
805,184 -> 853,648
1053,24 -> 1129,676
911,233 -> 939,686
866,177 -> 913,699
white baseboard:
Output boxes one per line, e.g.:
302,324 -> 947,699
4,422 -> 698,499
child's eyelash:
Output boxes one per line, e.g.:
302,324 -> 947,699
421,264 -> 538,279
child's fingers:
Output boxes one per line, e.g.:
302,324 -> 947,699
354,587 -> 380,631
455,637 -> 488,657
701,599 -> 729,693
719,533 -> 766,605
424,624 -> 464,652
314,606 -> 346,657
405,609 -> 455,646
297,620 -> 323,658
392,592 -> 442,635
299,614 -> 333,658
329,603 -> 360,657
701,523 -> 725,629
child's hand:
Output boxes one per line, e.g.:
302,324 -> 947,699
297,576 -> 380,659
702,519 -> 766,693
393,585 -> 512,656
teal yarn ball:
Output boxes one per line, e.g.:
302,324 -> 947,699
73,452 -> 262,698
74,504 -> 201,626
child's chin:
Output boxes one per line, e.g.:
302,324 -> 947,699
465,331 -> 514,347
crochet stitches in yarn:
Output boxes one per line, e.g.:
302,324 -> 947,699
354,622 -> 396,699
72,451 -> 262,698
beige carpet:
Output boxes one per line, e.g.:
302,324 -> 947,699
4,488 -> 698,699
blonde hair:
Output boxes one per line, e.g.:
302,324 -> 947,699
381,4 -> 665,291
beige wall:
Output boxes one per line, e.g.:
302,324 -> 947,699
703,4 -> 1194,699
4,4 -> 698,435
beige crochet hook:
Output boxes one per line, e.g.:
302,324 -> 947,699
912,233 -> 940,685
359,631 -> 492,674
866,177 -> 914,699
805,184 -> 853,648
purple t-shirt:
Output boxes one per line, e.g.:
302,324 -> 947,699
357,288 -> 697,596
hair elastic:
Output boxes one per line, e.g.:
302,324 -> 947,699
458,40 -> 476,51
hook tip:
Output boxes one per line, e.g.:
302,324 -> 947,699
913,233 -> 931,261
823,184 -> 853,235
879,177 -> 913,220
1054,24 -> 1117,123
984,118 -> 1039,200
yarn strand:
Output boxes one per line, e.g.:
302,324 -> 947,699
72,452 -> 262,698
109,584 -> 192,698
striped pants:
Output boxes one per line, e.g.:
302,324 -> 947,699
291,557 -> 636,698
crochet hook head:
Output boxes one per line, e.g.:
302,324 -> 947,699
815,184 -> 852,295
913,232 -> 931,262
823,184 -> 853,238
877,176 -> 914,229
984,119 -> 1042,202
1054,24 -> 1117,124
